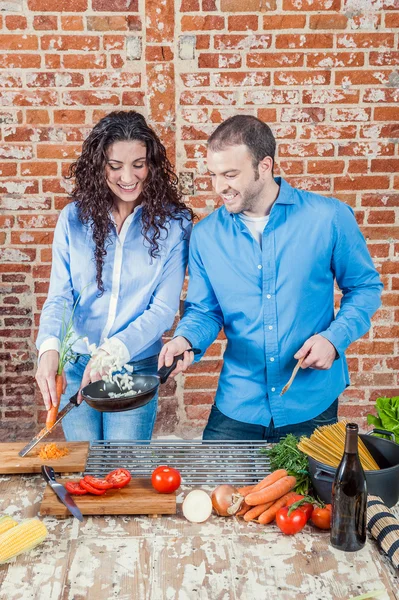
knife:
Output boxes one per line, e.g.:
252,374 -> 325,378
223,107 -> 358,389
41,465 -> 84,521
19,393 -> 79,457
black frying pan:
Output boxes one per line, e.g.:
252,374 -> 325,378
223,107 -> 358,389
80,348 -> 201,412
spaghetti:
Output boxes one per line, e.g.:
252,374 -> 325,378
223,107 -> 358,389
298,420 -> 380,471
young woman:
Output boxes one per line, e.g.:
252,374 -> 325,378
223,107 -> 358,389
35,111 -> 193,441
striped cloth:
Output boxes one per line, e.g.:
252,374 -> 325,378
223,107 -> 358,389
367,495 -> 399,569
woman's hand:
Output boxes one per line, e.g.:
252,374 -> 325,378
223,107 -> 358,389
78,349 -> 109,404
35,350 -> 66,410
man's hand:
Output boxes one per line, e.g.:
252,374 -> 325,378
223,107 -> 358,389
158,336 -> 194,377
294,334 -> 337,370
78,349 -> 108,404
35,350 -> 66,410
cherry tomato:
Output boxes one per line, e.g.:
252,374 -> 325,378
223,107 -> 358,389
105,468 -> 132,489
275,506 -> 308,535
286,494 -> 314,522
311,504 -> 332,530
83,475 -> 114,490
151,465 -> 181,494
65,481 -> 87,495
79,479 -> 107,495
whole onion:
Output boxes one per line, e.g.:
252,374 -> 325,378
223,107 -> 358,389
211,484 -> 244,517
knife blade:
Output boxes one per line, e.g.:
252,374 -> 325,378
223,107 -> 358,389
41,465 -> 83,521
19,393 -> 79,457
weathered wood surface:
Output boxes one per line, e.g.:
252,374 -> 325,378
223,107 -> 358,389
40,477 -> 176,517
0,442 -> 89,474
0,474 -> 398,600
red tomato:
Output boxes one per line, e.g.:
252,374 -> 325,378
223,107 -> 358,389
65,481 -> 87,495
311,504 -> 332,530
286,495 -> 314,522
151,466 -> 181,494
79,479 -> 107,495
83,475 -> 114,490
276,506 -> 308,535
105,468 -> 132,489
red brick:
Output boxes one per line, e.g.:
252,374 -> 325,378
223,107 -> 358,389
28,0 -> 87,9
20,162 -> 57,176
347,160 -> 368,175
0,91 -> 58,106
202,0 -> 217,9
146,0 -> 173,43
307,160 -> 345,175
0,36 -> 38,51
334,176 -> 390,191
275,71 -> 330,85
338,142 -> 394,156
199,53 -> 242,69
182,15 -> 224,30
263,15 -> 306,29
181,73 -> 210,87
62,91 -> 119,106
276,34 -> 334,49
310,14 -> 348,29
5,16 -> 27,30
369,51 -> 399,66
247,52 -> 304,68
61,16 -> 84,30
54,110 -> 85,124
0,163 -> 17,176
307,52 -> 364,68
256,108 -> 277,122
362,227 -> 399,241
89,72 -> 141,88
26,109 -> 50,124
41,35 -> 100,51
367,210 -> 396,224
279,142 -> 334,158
301,125 -> 356,139
181,0 -> 200,9
110,55 -> 125,69
37,144 -> 81,159
228,15 -> 258,30
335,70 -> 392,86
374,107 -> 399,121
196,35 -> 210,49
63,54 -> 107,69
371,159 -> 399,173
215,34 -> 272,50
145,46 -> 173,61
103,35 -> 124,50
44,54 -> 60,69
11,231 -> 53,245
33,15 -> 57,30
337,33 -> 395,49
92,0 -> 138,9
121,92 -> 145,106
283,0 -> 340,8
127,16 -> 142,30
363,89 -> 399,103
211,71 -> 270,87
278,161 -> 303,175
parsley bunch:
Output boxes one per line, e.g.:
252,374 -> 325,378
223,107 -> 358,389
260,434 -> 311,496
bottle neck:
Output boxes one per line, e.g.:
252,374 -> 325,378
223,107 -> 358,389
344,423 -> 359,454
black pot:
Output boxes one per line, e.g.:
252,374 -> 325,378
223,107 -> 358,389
308,429 -> 399,508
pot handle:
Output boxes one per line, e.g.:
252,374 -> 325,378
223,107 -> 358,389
157,348 -> 201,384
314,468 -> 335,483
366,428 -> 395,442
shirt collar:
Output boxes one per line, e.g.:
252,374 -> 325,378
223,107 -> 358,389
109,203 -> 142,225
226,177 -> 296,222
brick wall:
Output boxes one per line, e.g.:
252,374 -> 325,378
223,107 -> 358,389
0,0 -> 398,441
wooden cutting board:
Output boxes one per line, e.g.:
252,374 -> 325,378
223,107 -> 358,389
40,478 -> 177,517
0,442 -> 89,474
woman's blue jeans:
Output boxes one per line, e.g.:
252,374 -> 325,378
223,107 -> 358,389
60,354 -> 159,441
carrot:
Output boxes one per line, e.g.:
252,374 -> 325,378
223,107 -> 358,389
250,469 -> 288,494
245,475 -> 297,506
236,501 -> 251,517
243,501 -> 274,522
258,492 -> 297,525
46,373 -> 63,430
237,485 -> 255,496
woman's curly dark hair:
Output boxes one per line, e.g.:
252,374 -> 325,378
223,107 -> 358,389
68,110 -> 195,294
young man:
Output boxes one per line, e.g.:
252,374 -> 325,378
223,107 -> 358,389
158,115 -> 383,441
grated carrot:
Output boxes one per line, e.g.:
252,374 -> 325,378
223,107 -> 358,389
38,443 -> 69,460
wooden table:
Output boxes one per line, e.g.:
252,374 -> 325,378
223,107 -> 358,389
0,474 -> 398,600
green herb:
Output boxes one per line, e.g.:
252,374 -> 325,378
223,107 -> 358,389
260,434 -> 311,496
57,289 -> 86,375
367,396 -> 399,443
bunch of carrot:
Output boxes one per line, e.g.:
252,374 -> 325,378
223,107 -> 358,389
236,469 -> 297,525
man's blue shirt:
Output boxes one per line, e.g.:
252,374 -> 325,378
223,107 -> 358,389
175,178 -> 383,427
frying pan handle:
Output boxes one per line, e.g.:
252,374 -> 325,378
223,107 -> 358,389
157,348 -> 201,384
69,392 -> 79,406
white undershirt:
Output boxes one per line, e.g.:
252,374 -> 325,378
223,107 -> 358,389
238,214 -> 270,248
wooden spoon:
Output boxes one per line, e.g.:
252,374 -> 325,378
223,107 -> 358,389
280,356 -> 305,396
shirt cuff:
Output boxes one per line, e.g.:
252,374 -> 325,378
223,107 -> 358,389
319,330 -> 345,359
38,337 -> 61,360
100,337 -> 131,365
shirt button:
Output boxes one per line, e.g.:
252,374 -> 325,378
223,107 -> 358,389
266,294 -> 271,299
268,325 -> 273,330
270,357 -> 275,362
258,264 -> 262,270
271,387 -> 276,392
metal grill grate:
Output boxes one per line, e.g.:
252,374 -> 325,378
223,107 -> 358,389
85,440 -> 272,486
